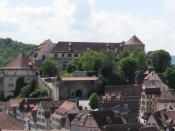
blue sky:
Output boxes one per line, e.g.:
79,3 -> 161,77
0,0 -> 175,54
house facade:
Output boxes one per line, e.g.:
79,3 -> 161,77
50,101 -> 78,130
140,72 -> 161,121
0,52 -> 37,97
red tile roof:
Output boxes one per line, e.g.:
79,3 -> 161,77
54,101 -> 76,116
3,52 -> 37,69
125,35 -> 145,45
0,112 -> 24,130
31,39 -> 55,55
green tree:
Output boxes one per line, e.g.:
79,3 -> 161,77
31,87 -> 48,98
19,79 -> 37,98
164,67 -> 175,89
148,50 -> 171,73
41,59 -> 58,77
119,57 -> 137,84
130,50 -> 147,72
19,85 -> 30,97
89,93 -> 99,110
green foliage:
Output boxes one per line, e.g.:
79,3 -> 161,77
68,50 -> 118,83
163,67 -> 175,89
41,59 -> 59,77
0,38 -> 36,68
30,87 -> 48,98
119,57 -> 137,84
148,50 -> 171,73
89,93 -> 99,110
19,85 -> 31,97
19,79 -> 37,97
62,71 -> 73,77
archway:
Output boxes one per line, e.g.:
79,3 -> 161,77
75,90 -> 82,98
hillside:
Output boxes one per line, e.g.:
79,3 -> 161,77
172,56 -> 175,65
0,38 -> 36,68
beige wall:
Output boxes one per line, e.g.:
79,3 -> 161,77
2,69 -> 36,97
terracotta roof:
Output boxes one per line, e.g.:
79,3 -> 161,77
54,101 -> 76,116
71,110 -> 126,128
31,39 -> 55,54
51,41 -> 125,53
105,85 -> 142,100
125,35 -> 145,45
144,71 -> 158,81
148,108 -> 175,129
40,101 -> 64,118
99,100 -> 140,123
0,112 -> 24,130
3,52 -> 37,69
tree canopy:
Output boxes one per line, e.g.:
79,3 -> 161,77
148,50 -> 171,73
41,58 -> 59,77
163,67 -> 175,89
89,93 -> 99,110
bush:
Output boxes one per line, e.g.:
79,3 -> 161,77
89,93 -> 99,110
31,87 -> 48,98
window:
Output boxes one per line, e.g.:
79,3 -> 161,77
38,111 -> 41,116
34,53 -> 38,58
8,84 -> 13,88
124,104 -> 128,110
74,54 -> 78,57
68,53 -> 72,57
54,53 -> 58,59
62,53 -> 64,58
42,118 -> 45,123
142,94 -> 145,99
42,55 -> 46,60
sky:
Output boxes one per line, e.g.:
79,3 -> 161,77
0,0 -> 175,55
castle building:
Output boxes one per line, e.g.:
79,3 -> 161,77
29,39 -> 56,66
124,35 -> 145,52
30,35 -> 145,69
0,53 -> 37,98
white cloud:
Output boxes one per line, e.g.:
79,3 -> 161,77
163,0 -> 175,14
0,0 -> 175,55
